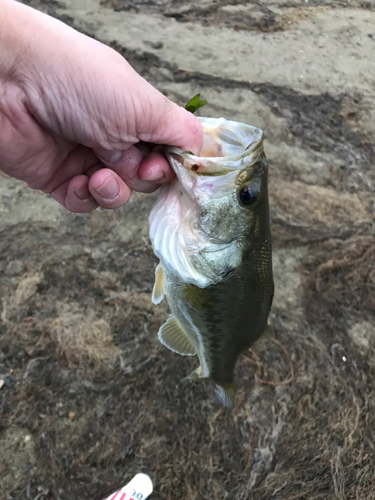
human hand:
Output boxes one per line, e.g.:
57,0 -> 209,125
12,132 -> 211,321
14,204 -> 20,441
0,0 -> 202,212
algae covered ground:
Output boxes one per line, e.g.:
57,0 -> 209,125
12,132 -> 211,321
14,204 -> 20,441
0,1 -> 374,499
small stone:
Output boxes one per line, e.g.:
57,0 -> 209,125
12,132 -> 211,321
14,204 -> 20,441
348,322 -> 375,355
68,411 -> 76,420
144,40 -> 163,49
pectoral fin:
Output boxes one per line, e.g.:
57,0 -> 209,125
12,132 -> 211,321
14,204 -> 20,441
215,383 -> 235,409
158,315 -> 196,356
152,262 -> 165,305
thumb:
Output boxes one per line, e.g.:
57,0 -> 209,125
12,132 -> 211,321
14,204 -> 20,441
130,77 -> 204,155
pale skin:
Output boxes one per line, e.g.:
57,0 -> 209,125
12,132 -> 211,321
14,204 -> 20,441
0,0 -> 203,213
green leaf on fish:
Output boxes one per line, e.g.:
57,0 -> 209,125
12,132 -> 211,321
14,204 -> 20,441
185,94 -> 207,114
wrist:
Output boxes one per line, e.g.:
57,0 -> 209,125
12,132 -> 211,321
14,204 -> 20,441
0,0 -> 70,84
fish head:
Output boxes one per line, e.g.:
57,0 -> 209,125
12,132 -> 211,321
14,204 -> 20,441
149,117 -> 269,288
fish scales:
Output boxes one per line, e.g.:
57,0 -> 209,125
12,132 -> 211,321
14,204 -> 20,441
149,117 -> 274,408
163,247 -> 273,382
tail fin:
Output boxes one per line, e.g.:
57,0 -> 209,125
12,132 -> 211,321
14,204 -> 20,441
215,383 -> 235,409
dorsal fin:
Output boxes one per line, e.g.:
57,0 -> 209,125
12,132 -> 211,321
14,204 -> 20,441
152,262 -> 164,305
158,315 -> 196,356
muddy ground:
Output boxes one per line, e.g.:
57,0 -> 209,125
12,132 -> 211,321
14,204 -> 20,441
0,1 -> 374,499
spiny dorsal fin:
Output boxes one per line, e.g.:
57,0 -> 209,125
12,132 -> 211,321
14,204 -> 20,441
152,262 -> 164,305
158,315 -> 196,356
215,383 -> 235,409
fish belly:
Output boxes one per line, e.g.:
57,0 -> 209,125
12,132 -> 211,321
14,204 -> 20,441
162,259 -> 273,386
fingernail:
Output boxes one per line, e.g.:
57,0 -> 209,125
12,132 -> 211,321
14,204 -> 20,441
96,176 -> 119,200
96,149 -> 122,164
74,184 -> 91,201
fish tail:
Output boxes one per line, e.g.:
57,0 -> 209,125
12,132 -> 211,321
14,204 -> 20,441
215,383 -> 235,409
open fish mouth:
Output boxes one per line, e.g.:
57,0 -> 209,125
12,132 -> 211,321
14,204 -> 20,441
164,116 -> 265,244
164,117 -> 265,211
166,117 -> 264,174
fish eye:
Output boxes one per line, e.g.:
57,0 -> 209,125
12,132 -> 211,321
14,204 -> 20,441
238,186 -> 258,207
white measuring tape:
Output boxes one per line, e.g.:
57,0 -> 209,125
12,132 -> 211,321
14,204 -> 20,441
103,473 -> 153,500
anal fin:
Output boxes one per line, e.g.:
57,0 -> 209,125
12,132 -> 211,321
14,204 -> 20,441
152,262 -> 165,305
182,365 -> 204,382
158,315 -> 196,356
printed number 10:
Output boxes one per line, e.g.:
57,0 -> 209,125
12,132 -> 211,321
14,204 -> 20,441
130,490 -> 143,499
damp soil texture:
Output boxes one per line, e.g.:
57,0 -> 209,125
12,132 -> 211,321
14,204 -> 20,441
1,1 -> 375,499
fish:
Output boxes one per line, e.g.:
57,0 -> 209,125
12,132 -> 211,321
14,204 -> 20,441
149,117 -> 274,408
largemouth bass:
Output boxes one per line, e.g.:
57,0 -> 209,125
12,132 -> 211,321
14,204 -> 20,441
149,117 -> 273,408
